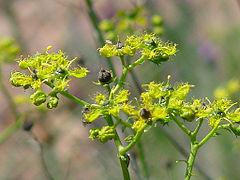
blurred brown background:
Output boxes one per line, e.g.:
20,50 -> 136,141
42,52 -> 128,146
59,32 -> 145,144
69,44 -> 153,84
1,0 -> 240,179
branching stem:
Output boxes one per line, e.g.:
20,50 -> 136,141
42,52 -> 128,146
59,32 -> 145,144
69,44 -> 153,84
85,0 -> 116,77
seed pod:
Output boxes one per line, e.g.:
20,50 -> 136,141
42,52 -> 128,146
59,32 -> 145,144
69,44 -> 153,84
159,54 -> 169,62
47,97 -> 59,109
22,120 -> 34,131
98,69 -> 112,84
140,108 -> 151,119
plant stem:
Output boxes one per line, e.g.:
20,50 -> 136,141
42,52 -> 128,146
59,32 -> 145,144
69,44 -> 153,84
110,55 -> 145,99
125,56 -> 142,94
114,116 -> 132,128
192,119 -> 203,137
44,81 -> 89,106
30,132 -> 56,180
185,143 -> 198,180
120,124 -> 148,155
105,115 -> 131,180
59,90 -> 88,106
184,125 -> 218,180
85,0 -> 116,77
136,141 -> 149,179
119,157 -> 131,180
198,125 -> 218,148
171,115 -> 191,136
0,116 -> 25,145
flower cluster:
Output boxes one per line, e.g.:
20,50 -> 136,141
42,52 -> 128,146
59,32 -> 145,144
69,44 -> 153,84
121,76 -> 194,131
10,46 -> 88,107
83,89 -> 130,123
89,126 -> 116,143
99,33 -> 177,64
84,74 -> 240,134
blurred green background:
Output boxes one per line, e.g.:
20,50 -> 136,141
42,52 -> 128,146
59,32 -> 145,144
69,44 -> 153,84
1,0 -> 240,179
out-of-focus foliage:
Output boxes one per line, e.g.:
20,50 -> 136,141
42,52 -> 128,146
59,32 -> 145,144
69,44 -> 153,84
214,79 -> 240,99
99,6 -> 164,41
0,36 -> 21,63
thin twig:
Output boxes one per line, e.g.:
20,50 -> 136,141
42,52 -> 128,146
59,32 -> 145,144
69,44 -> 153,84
0,116 -> 25,145
85,0 -> 117,78
29,132 -> 56,180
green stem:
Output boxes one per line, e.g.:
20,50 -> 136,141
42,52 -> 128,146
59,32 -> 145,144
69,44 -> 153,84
0,116 -> 25,144
85,0 -> 116,77
192,119 -> 203,137
119,157 -> 131,180
198,125 -> 218,148
30,132 -> 56,180
185,143 -> 198,180
172,115 -> 191,136
125,56 -> 142,94
44,81 -> 89,106
105,115 -> 131,180
110,55 -> 145,99
160,129 -> 211,180
120,124 -> 148,155
59,91 -> 88,106
136,141 -> 149,179
120,56 -> 127,68
114,116 -> 132,128
185,125 -> 218,180
0,65 -> 20,118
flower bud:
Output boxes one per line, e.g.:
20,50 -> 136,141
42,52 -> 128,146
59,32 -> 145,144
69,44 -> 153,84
19,61 -> 29,69
22,120 -> 34,131
98,69 -> 113,84
98,126 -> 115,143
180,108 -> 195,122
47,96 -> 59,109
89,128 -> 100,139
30,90 -> 47,106
140,108 -> 151,119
